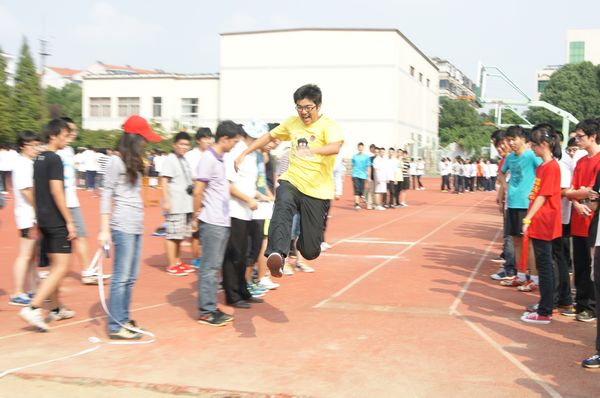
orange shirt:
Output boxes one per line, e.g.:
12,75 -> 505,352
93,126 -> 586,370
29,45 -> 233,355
571,152 -> 600,237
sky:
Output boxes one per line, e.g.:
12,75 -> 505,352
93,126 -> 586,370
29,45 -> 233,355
1,0 -> 600,100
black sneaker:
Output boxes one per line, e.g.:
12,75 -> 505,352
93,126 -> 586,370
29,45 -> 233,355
582,354 -> 600,368
576,310 -> 596,323
214,309 -> 234,323
266,253 -> 283,278
198,311 -> 228,327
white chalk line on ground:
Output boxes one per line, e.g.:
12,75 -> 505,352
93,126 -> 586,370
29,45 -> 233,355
340,239 -> 415,245
447,223 -> 562,398
313,197 -> 490,309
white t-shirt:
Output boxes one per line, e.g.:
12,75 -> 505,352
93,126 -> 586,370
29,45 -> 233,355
74,152 -> 85,172
558,158 -> 572,225
83,150 -> 99,171
0,150 -> 9,172
57,146 -> 80,208
416,160 -> 425,176
489,163 -> 498,178
12,155 -> 35,229
409,162 -> 417,176
184,148 -> 204,179
386,157 -> 398,181
154,155 -> 166,175
372,156 -> 385,182
225,141 -> 258,221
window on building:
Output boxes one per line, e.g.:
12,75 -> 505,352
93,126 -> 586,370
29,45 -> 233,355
90,97 -> 111,117
569,41 -> 585,64
419,73 -> 423,83
410,66 -> 415,77
440,79 -> 449,89
537,80 -> 549,93
153,97 -> 162,118
118,97 -> 140,117
181,98 -> 198,117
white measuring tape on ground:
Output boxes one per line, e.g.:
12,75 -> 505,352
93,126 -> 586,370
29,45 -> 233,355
0,245 -> 156,379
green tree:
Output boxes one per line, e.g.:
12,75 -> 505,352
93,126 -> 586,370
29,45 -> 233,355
439,97 -> 492,155
45,83 -> 82,126
526,62 -> 600,130
9,38 -> 45,136
0,46 -> 11,144
486,108 -> 525,125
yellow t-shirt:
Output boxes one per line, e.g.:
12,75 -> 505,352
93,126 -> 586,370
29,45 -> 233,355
270,115 -> 343,200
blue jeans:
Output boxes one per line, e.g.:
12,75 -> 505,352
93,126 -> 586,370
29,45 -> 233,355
108,229 -> 142,333
198,222 -> 230,315
86,170 -> 97,189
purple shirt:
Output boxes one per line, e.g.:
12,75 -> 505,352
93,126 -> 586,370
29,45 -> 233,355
197,146 -> 230,227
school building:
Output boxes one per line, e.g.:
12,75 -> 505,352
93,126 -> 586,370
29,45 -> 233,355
82,28 -> 440,159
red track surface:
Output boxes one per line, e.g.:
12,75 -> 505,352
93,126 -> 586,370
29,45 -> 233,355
0,177 -> 597,397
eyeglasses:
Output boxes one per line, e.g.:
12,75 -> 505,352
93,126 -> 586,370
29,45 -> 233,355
575,134 -> 587,140
295,105 -> 317,112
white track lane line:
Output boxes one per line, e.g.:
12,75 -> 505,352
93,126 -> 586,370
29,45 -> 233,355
314,197 -> 490,309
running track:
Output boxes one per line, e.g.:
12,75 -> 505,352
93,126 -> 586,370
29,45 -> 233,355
0,177 -> 597,397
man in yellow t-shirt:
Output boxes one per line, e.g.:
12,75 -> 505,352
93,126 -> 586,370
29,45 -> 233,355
235,84 -> 344,277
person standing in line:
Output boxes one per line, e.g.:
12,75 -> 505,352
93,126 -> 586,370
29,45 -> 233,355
563,120 -> 600,322
19,119 -> 76,332
409,157 -> 417,190
9,131 -> 41,306
82,146 -> 98,191
351,142 -> 371,210
185,127 -> 214,267
398,150 -> 411,206
56,117 -> 97,285
372,147 -> 387,210
386,147 -> 399,207
333,153 -> 346,200
160,132 -> 195,276
193,121 -> 241,326
520,124 -> 562,324
365,144 -> 377,209
489,159 -> 498,190
98,115 -> 162,340
416,157 -> 425,190
440,157 -> 450,192
96,148 -> 110,189
498,125 -> 542,290
234,84 -> 343,278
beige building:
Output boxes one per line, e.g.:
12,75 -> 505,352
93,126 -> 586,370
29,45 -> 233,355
566,29 -> 600,64
431,57 -> 476,102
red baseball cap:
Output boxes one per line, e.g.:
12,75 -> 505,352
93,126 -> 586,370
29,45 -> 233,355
122,115 -> 162,143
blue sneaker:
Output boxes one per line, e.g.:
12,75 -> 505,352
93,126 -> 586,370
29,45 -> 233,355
247,283 -> 267,297
9,294 -> 31,306
192,258 -> 202,269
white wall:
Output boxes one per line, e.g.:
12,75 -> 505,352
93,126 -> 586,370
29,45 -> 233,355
82,75 -> 219,131
219,29 -> 439,158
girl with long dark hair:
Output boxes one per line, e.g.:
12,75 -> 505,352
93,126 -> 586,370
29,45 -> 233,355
98,115 -> 161,339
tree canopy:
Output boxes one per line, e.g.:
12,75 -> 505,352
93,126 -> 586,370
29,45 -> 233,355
526,62 -> 600,130
9,39 -> 45,138
439,97 -> 493,156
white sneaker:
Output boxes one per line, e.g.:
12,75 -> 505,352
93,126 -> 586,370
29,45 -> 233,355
320,242 -> 332,252
375,205 -> 386,211
295,262 -> 315,273
283,264 -> 295,276
258,276 -> 280,290
400,203 -> 408,207
46,307 -> 75,322
20,306 -> 49,332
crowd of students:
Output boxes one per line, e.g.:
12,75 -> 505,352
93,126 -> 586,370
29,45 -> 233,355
7,83 -> 342,337
438,156 -> 499,194
487,122 -> 600,369
349,144 -> 425,210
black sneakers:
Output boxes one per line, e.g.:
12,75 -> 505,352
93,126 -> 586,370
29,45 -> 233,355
582,354 -> 600,369
198,309 -> 234,327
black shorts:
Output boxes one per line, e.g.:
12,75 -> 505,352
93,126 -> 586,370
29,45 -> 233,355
20,228 -> 33,239
39,226 -> 72,254
352,177 -> 366,196
505,208 -> 528,237
401,179 -> 410,190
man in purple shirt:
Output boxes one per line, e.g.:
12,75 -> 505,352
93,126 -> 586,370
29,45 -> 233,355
192,121 -> 241,327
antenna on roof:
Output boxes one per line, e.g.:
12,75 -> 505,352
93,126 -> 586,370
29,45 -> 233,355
39,38 -> 51,76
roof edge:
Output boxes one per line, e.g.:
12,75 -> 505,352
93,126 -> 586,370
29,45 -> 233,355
220,28 -> 438,71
